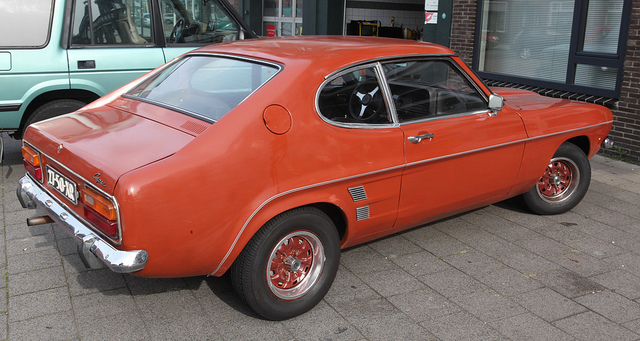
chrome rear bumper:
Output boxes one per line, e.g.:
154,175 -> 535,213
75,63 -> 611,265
17,175 -> 148,273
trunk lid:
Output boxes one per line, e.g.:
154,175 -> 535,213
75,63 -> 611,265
24,105 -> 196,194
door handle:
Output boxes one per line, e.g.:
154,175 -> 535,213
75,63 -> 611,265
78,60 -> 96,69
407,133 -> 434,144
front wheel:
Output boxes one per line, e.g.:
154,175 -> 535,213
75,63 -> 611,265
522,142 -> 591,215
230,207 -> 340,320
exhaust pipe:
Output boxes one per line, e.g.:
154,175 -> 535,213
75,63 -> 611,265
27,216 -> 54,226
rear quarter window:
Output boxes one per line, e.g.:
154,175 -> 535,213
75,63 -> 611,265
0,0 -> 54,47
126,55 -> 280,122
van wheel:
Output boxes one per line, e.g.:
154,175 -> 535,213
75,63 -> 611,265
230,207 -> 340,320
522,142 -> 591,215
26,99 -> 86,128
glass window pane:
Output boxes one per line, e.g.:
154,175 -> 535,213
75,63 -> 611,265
264,0 -> 277,16
282,0 -> 292,17
162,0 -> 239,44
583,0 -> 623,54
383,60 -> 487,122
478,0 -> 574,83
75,0 -> 152,45
281,22 -> 293,36
318,67 -> 391,125
575,64 -> 617,90
296,0 -> 303,18
0,0 -> 53,47
128,56 -> 279,122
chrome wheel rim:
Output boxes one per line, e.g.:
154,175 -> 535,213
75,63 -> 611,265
267,231 -> 325,300
536,157 -> 580,203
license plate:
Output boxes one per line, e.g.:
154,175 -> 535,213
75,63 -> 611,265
46,166 -> 78,205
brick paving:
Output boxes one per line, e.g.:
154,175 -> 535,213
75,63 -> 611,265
2,133 -> 639,340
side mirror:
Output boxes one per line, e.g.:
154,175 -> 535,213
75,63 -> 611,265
488,94 -> 504,111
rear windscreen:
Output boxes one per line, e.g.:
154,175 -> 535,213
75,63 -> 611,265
126,55 -> 280,122
0,0 -> 54,47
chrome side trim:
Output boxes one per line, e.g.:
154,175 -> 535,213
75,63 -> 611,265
17,175 -> 147,273
211,119 -> 613,275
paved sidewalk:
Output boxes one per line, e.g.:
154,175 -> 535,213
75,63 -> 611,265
1,133 -> 639,340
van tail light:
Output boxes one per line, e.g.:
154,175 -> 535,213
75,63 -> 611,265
22,145 -> 42,181
82,187 -> 119,238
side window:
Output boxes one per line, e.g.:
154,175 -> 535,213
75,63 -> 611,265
72,0 -> 152,45
162,0 -> 239,44
0,0 -> 54,47
318,67 -> 391,125
383,60 -> 487,123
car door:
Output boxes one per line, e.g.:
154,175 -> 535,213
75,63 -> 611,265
160,0 -> 252,62
67,0 -> 166,95
382,59 -> 528,229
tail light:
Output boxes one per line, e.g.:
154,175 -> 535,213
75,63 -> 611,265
82,186 -> 119,239
22,144 -> 42,181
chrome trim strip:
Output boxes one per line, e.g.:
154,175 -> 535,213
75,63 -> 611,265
17,175 -> 147,273
322,53 -> 456,80
315,56 -> 492,130
24,141 -> 123,245
315,62 -> 400,129
404,120 -> 613,169
211,119 -> 613,275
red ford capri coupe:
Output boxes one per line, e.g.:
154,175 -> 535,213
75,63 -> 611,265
17,36 -> 612,320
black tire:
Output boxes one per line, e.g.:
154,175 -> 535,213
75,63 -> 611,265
230,207 -> 340,320
26,99 -> 86,128
522,142 -> 591,215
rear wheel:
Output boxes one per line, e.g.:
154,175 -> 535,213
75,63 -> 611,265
230,207 -> 340,320
26,99 -> 86,128
522,142 -> 591,215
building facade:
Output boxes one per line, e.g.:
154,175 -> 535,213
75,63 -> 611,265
235,0 -> 639,163
451,0 -> 639,163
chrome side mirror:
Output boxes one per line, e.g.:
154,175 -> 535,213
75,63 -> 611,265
488,94 -> 504,111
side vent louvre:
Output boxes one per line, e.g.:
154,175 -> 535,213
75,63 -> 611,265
348,186 -> 367,202
356,206 -> 370,221
181,120 -> 208,135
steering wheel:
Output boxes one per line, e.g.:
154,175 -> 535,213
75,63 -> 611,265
169,18 -> 185,43
348,81 -> 384,121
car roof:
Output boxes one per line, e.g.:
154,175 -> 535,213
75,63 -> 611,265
190,36 -> 456,70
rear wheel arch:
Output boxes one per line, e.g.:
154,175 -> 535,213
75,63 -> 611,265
230,205 -> 342,320
16,89 -> 100,138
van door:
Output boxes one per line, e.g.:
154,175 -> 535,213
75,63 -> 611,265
159,0 -> 249,62
67,0 -> 166,96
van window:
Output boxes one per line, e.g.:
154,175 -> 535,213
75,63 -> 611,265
72,0 -> 153,45
0,0 -> 54,47
161,0 -> 240,44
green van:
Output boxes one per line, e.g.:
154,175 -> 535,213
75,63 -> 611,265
0,0 -> 255,144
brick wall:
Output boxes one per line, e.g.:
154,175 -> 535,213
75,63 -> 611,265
449,0 -> 640,163
450,0 -> 477,65
614,4 -> 640,162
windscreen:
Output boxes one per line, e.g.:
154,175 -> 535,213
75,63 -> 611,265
126,55 -> 279,122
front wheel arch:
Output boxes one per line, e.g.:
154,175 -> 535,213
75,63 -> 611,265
521,141 -> 591,215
